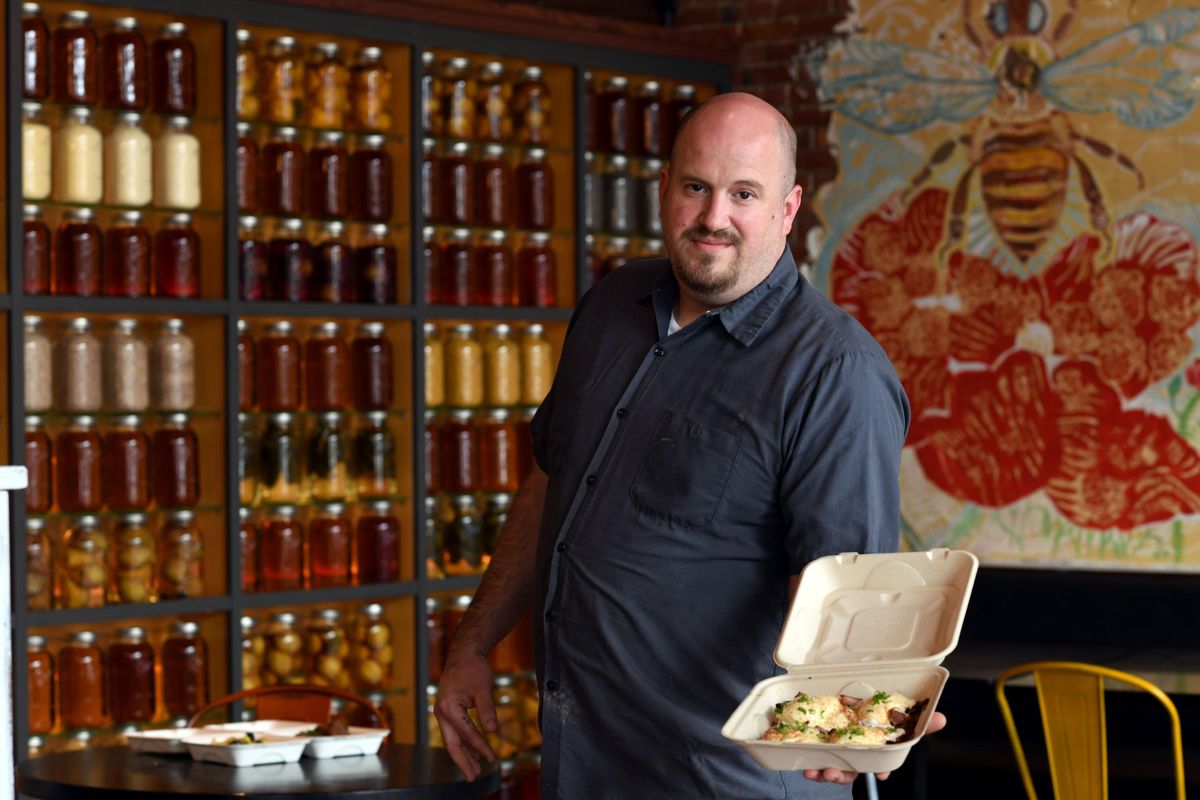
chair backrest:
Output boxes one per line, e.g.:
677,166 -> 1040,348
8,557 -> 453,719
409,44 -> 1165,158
994,661 -> 1186,800
187,684 -> 388,730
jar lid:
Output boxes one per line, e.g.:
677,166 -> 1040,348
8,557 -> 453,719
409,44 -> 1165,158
520,65 -> 543,81
239,215 -> 260,231
320,410 -> 342,425
422,137 -> 436,152
525,323 -> 545,335
69,729 -> 94,743
319,501 -> 346,515
480,61 -> 505,77
421,51 -> 435,66
360,133 -> 387,148
114,412 -> 141,427
453,594 -> 473,608
75,513 -> 100,526
239,506 -> 251,520
485,229 -> 507,244
491,322 -> 512,336
312,608 -> 341,623
59,9 -> 91,25
423,494 -> 437,508
448,408 -> 473,422
356,46 -> 383,63
672,84 -> 696,99
311,41 -> 341,58
162,318 -> 186,332
115,209 -> 144,225
609,236 -> 630,248
584,151 -> 595,165
164,411 -> 190,426
641,238 -> 664,254
25,315 -> 42,327
609,154 -> 629,168
120,511 -> 147,525
165,115 -> 191,131
366,409 -> 389,424
166,212 -> 192,226
362,602 -> 385,617
487,492 -> 513,506
315,129 -> 345,145
445,56 -> 471,71
452,494 -> 476,509
116,625 -> 147,641
161,21 -> 188,36
527,231 -> 552,246
422,322 -> 438,336
425,595 -> 442,610
69,630 -> 98,645
451,322 -> 476,334
358,321 -> 386,336
271,611 -> 298,624
494,674 -> 515,688
274,504 -> 297,517
450,228 -> 472,242
371,499 -> 392,515
315,320 -> 341,336
170,620 -> 200,636
280,217 -> 305,232
486,408 -> 511,422
237,121 -> 253,135
604,75 -> 629,89
23,204 -> 42,218
423,409 -> 437,423
24,414 -> 44,429
273,126 -> 299,140
269,35 -> 298,52
368,223 -> 390,237
269,320 -> 294,334
236,28 -> 253,43
526,147 -> 547,160
240,615 -> 257,630
585,233 -> 595,245
22,3 -> 41,18
63,207 -> 96,222
21,101 -> 44,120
28,634 -> 46,649
482,143 -> 505,159
171,508 -> 196,522
272,410 -> 294,424
68,316 -> 91,331
639,80 -> 661,94
449,140 -> 471,156
422,225 -> 436,241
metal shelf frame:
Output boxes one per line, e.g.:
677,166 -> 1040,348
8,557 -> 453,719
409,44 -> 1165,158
4,0 -> 730,763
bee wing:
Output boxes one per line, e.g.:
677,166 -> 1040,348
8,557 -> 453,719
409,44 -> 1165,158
1041,8 -> 1200,129
810,39 -> 994,134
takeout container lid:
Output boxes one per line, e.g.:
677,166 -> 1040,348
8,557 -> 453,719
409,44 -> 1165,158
721,548 -> 978,773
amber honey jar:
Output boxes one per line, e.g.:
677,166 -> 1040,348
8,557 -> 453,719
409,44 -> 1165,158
23,205 -> 50,295
475,61 -> 511,142
262,36 -> 304,124
441,228 -> 475,306
424,412 -> 442,495
445,324 -> 484,407
349,135 -> 392,222
351,322 -> 393,410
513,65 -> 552,145
308,131 -> 349,220
238,319 -> 257,411
108,626 -> 155,724
105,211 -> 152,298
517,232 -> 558,308
59,630 -> 105,728
24,415 -> 52,514
313,223 -> 355,302
152,414 -> 200,509
239,508 -> 258,593
239,216 -> 267,301
151,22 -> 196,115
596,75 -> 631,153
306,322 -> 351,411
237,123 -> 259,214
515,148 -> 554,231
420,51 -> 442,136
441,409 -> 480,494
239,413 -> 261,506
480,409 -> 520,493
55,209 -> 102,297
23,3 -> 50,101
267,218 -> 312,302
475,144 -> 512,228
356,502 -> 400,584
260,506 -> 303,591
476,230 -> 513,307
309,503 -> 352,588
52,10 -> 98,105
261,127 -> 305,218
440,141 -> 474,227
103,415 -> 150,511
236,28 -> 259,119
258,321 -> 301,412
154,213 -> 200,299
162,620 -> 208,719
483,323 -> 520,407
440,56 -> 475,139
56,416 -> 102,514
28,635 -> 54,735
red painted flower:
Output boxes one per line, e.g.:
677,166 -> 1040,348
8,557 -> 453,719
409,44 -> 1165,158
1187,358 -> 1200,391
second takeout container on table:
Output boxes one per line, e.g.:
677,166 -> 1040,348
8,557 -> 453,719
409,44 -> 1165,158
721,548 -> 978,773
301,726 -> 389,759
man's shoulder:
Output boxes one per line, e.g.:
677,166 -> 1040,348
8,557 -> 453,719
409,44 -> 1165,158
780,276 -> 892,365
583,258 -> 671,305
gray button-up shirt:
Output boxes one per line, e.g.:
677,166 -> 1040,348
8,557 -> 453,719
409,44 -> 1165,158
530,249 -> 910,799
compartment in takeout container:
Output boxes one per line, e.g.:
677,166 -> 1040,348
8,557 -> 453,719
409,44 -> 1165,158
184,733 -> 307,767
126,727 -> 209,754
722,549 -> 978,773
300,726 -> 389,759
204,719 -> 316,737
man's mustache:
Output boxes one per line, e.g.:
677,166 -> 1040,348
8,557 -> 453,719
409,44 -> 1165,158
683,226 -> 741,246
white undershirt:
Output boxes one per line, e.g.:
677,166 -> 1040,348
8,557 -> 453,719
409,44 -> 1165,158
667,311 -> 682,336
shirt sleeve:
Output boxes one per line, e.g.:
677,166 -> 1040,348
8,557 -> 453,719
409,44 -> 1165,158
779,350 -> 911,571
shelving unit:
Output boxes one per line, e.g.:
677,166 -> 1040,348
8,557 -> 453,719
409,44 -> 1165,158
4,0 -> 729,766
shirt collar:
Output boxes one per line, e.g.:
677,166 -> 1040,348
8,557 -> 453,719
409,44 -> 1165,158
649,247 -> 800,346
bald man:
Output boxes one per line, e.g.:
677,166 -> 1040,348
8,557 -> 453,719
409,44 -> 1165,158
435,92 -> 916,798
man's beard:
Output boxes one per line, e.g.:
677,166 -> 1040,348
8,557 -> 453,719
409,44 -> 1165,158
671,225 -> 742,297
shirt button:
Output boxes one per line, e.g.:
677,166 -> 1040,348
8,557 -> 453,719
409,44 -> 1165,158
557,542 -> 568,553
546,680 -> 560,692
653,346 -> 665,357
616,408 -> 628,419
586,474 -> 597,485
545,611 -> 553,622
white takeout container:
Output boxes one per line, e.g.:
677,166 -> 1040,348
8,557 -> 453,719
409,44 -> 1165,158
722,548 -> 978,773
300,726 -> 389,759
183,733 -> 307,767
203,719 -> 316,737
126,727 -> 208,754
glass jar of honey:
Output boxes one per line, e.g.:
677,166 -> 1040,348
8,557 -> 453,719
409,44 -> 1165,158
421,51 -> 442,135
308,412 -> 350,502
309,131 -> 348,220
309,503 -> 351,588
60,515 -> 107,607
596,75 -> 630,154
480,409 -> 520,493
151,22 -> 195,115
239,508 -> 257,593
667,84 -> 697,146
351,46 -> 391,132
23,3 -> 50,101
441,410 -> 479,495
159,510 -> 203,599
55,209 -> 102,296
264,612 -> 305,685
515,407 -> 536,481
440,140 -> 474,227
306,42 -> 348,129
154,213 -> 200,298
424,412 -> 442,494
307,608 -> 351,689
426,596 -> 445,681
476,230 -> 513,307
23,103 -> 51,202
424,323 -> 445,408
59,630 -> 105,728
113,512 -> 155,604
475,143 -> 512,228
260,413 -> 303,504
25,416 -> 52,515
440,56 -> 475,139
104,211 -> 152,298
422,225 -> 442,304
238,413 -> 261,505
152,319 -> 196,412
516,232 -> 557,308
482,493 -> 511,563
349,135 -> 392,222
267,218 -> 312,302
56,416 -> 102,513
258,321 -> 301,412
444,494 -> 484,574
24,316 -> 52,413
153,413 -> 199,509
103,414 -> 149,511
154,116 -> 201,210
52,10 -> 98,105
262,36 -> 304,124
237,320 -> 256,411
236,28 -> 259,120
239,216 -> 268,301
633,80 -> 664,157
514,65 -> 552,145
355,224 -> 397,304
604,153 -> 635,235
307,322 -> 351,410
521,324 -> 554,405
261,127 -> 305,217
357,501 -> 400,584
241,615 -> 264,690
162,620 -> 208,719
422,138 -> 439,224
639,158 -> 664,236
260,506 -> 303,591
353,411 -> 397,499
350,603 -> 393,690
516,148 -> 554,231
351,322 -> 393,410
105,112 -> 152,207
445,324 -> 484,407
483,324 -> 521,407
108,626 -> 155,724
236,122 -> 259,214
423,494 -> 445,578
441,228 -> 476,306
23,205 -> 50,294
475,61 -> 511,142
26,518 -> 53,610
583,152 -> 602,232
28,635 -> 53,734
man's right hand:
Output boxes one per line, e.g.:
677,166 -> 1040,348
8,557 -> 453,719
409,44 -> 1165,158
433,649 -> 498,780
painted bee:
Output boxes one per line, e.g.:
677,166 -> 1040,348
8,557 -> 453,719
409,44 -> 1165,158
811,0 -> 1200,265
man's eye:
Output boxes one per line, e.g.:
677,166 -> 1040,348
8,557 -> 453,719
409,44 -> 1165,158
735,190 -> 755,201
685,183 -> 706,193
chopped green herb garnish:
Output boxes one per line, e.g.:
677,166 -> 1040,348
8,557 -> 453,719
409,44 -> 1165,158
870,691 -> 890,705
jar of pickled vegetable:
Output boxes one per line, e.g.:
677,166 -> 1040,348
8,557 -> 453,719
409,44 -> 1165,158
517,231 -> 557,308
353,411 -> 397,498
441,409 -> 479,494
56,416 -> 102,513
445,494 -> 483,575
356,501 -> 400,584
109,626 -> 155,724
103,415 -> 149,510
261,126 -> 305,217
262,36 -> 304,124
520,324 -> 554,405
476,230 -> 513,307
475,61 -> 511,142
236,122 -> 259,214
60,515 -> 107,608
267,218 -> 311,302
28,635 -> 53,734
264,611 -> 306,685
24,416 -> 52,515
154,213 -> 200,298
25,316 -> 52,413
159,510 -> 203,599
475,143 -> 512,228
241,616 -> 265,689
421,51 -> 442,135
516,148 -> 554,231
308,412 -> 350,502
306,42 -> 348,129
59,630 -> 104,728
239,508 -> 257,593
356,224 -> 397,304
238,319 -> 256,413
422,226 -> 441,305
236,28 -> 258,120
105,211 -> 152,298
52,10 -> 97,105
153,414 -> 199,509
349,135 -> 392,222
113,512 -> 155,604
441,228 -> 475,306
351,603 -> 393,690
440,57 -> 475,139
424,323 -> 445,408
480,409 -> 520,493
513,65 -> 552,145
309,130 -> 348,220
105,112 -> 152,207
482,493 -> 511,563
260,506 -> 303,592
155,116 -> 201,210
309,503 -> 351,588
239,216 -> 267,301
152,318 -> 196,412
260,413 -> 302,504
307,608 -> 350,688
440,140 -> 474,227
350,46 -> 391,131
423,495 -> 445,578
23,205 -> 50,294
26,518 -> 53,610
596,75 -> 630,153
23,104 -> 50,201
351,322 -> 393,410
445,324 -> 484,407
55,210 -> 102,296
259,320 -> 301,412
162,620 -> 208,719
483,324 -> 521,406
23,3 -> 49,101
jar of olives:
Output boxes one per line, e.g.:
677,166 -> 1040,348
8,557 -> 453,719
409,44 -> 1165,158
264,611 -> 306,686
60,515 -> 108,608
241,615 -> 265,692
158,510 -> 203,599
350,603 -> 393,691
306,608 -> 351,690
26,518 -> 53,611
112,512 -> 156,604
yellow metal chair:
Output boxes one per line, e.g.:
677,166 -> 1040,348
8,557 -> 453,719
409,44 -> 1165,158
995,661 -> 1186,800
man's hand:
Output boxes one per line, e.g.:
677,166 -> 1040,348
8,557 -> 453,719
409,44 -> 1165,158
433,650 -> 498,780
802,711 -> 947,784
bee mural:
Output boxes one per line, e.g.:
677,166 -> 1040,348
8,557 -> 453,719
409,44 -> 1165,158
812,0 -> 1200,264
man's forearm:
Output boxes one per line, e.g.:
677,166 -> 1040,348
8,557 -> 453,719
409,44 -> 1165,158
446,466 -> 548,660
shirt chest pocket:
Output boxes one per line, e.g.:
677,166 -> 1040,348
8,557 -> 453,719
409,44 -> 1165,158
629,410 -> 743,527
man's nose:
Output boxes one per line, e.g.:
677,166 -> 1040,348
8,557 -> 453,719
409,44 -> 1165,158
700,193 -> 731,232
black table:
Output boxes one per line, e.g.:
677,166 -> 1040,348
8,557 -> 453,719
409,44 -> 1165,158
17,744 -> 500,800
